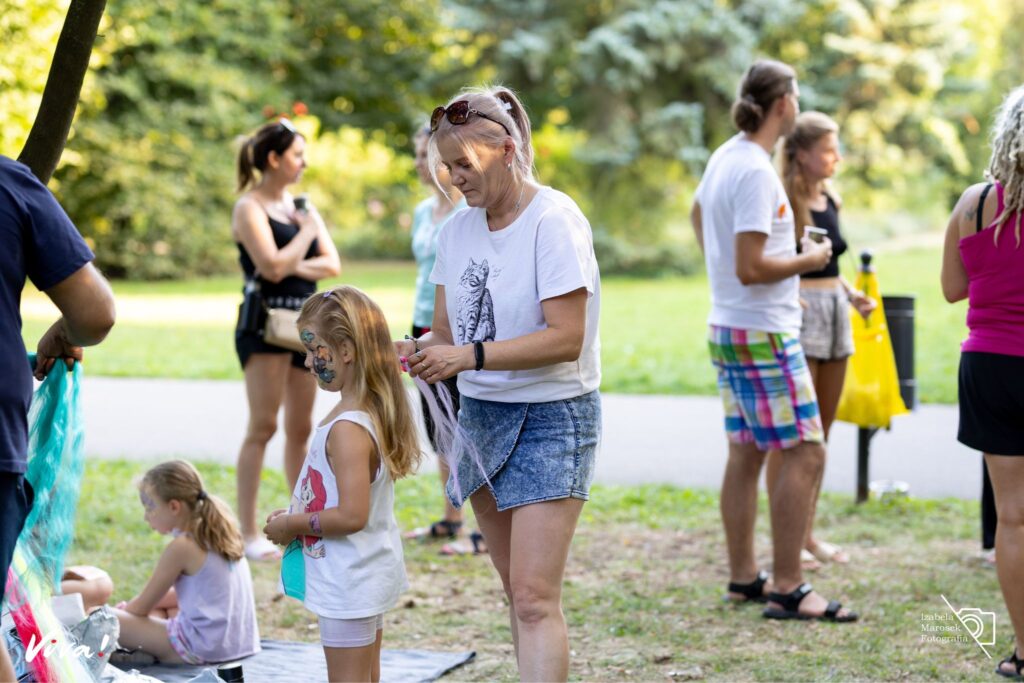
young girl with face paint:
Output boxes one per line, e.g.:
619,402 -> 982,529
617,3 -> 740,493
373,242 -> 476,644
111,460 -> 260,665
262,286 -> 420,683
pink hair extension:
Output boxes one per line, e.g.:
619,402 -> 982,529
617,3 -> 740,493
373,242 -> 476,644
411,375 -> 490,502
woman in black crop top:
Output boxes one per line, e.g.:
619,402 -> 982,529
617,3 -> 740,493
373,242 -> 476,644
232,119 -> 341,560
766,112 -> 875,570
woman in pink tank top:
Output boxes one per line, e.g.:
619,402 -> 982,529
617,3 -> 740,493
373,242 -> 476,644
941,83 -> 1024,679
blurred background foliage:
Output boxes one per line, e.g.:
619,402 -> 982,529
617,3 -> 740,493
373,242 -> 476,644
3,0 -> 1023,279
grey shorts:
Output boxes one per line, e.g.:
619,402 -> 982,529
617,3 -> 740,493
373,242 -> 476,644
446,391 -> 601,512
799,285 -> 854,361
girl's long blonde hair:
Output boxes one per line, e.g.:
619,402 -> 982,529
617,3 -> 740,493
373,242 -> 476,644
298,286 -> 421,479
142,460 -> 244,561
781,111 -> 842,242
985,84 -> 1024,246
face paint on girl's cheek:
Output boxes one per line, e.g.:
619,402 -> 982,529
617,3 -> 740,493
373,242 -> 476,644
140,490 -> 157,512
313,345 -> 336,383
300,329 -> 315,346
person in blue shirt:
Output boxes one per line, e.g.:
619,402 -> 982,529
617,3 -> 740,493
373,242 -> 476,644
0,155 -> 116,682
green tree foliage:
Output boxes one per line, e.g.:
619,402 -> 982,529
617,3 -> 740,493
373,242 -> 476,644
47,0 -> 453,278
6,0 -> 1022,278
53,0 -> 294,278
0,0 -> 68,156
281,0 -> 457,145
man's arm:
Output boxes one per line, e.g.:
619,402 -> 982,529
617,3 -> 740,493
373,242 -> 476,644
691,201 -> 704,254
735,232 -> 832,286
34,262 -> 116,379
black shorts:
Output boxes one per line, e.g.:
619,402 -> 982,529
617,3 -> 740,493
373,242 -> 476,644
235,332 -> 306,371
958,351 -> 1024,455
1,473 -> 34,597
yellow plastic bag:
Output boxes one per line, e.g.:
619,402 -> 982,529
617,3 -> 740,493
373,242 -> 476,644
835,269 -> 909,428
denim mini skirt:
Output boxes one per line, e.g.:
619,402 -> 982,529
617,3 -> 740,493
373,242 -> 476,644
446,391 -> 601,511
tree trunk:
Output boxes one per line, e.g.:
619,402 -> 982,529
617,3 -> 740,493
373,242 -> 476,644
17,0 -> 107,184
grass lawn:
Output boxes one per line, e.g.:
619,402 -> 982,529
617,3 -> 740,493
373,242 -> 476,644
21,248 -> 966,403
74,460 -> 1005,681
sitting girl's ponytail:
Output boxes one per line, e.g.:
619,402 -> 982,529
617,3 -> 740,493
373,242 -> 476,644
142,461 -> 244,562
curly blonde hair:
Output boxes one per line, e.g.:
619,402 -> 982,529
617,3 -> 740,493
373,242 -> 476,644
985,85 -> 1024,246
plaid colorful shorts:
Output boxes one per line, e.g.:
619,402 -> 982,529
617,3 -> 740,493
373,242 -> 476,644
708,325 -> 824,451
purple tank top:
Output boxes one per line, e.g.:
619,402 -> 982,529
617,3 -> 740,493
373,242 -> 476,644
168,546 -> 261,663
959,182 -> 1024,357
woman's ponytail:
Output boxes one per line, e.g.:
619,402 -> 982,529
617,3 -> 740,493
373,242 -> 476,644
236,137 -> 257,193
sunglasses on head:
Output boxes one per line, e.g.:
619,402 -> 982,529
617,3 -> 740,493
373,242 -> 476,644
430,100 -> 512,137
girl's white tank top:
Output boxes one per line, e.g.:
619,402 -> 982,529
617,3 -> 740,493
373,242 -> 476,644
289,410 -> 408,619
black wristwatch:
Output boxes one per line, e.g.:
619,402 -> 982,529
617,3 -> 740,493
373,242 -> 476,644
473,341 -> 485,371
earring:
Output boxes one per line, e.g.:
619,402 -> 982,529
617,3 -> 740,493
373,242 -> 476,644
506,162 -> 512,171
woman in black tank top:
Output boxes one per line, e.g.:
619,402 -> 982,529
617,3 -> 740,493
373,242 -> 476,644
767,112 -> 876,570
232,119 -> 341,560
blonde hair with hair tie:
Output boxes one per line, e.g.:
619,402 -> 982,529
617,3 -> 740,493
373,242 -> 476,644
426,85 -> 535,194
142,460 -> 244,561
985,85 -> 1024,247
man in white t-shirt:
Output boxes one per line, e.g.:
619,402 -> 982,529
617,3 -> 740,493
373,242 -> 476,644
691,60 -> 857,623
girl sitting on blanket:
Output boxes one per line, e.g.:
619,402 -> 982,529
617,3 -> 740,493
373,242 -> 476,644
263,286 -> 420,683
111,460 -> 261,664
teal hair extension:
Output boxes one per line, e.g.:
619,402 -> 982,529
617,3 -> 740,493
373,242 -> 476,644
19,354 -> 86,589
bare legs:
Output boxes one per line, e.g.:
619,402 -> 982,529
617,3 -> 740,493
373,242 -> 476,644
766,357 -> 850,562
237,354 -> 315,547
985,454 -> 1024,674
111,607 -> 184,663
283,364 -> 317,491
471,492 -> 583,681
724,438 -> 854,618
324,629 -> 382,683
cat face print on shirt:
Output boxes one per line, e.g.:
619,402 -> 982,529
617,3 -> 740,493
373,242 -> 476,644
455,258 -> 498,345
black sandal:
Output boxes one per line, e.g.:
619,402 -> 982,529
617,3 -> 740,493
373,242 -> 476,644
997,650 -> 1023,680
725,569 -> 770,603
763,582 -> 858,622
403,519 -> 462,541
440,530 -> 488,556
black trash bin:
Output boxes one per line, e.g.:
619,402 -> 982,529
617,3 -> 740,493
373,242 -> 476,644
882,295 -> 916,410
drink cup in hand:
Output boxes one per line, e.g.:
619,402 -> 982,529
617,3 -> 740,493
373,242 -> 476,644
294,195 -> 309,213
804,226 -> 828,243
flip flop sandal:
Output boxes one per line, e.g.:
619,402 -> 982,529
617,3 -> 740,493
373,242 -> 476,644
403,519 -> 463,541
801,549 -> 823,571
810,541 -> 850,564
439,530 -> 487,556
724,569 -> 770,603
244,536 -> 283,561
763,582 -> 858,622
997,650 -> 1023,680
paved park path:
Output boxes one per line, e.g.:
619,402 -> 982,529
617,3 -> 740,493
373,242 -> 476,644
80,377 -> 980,501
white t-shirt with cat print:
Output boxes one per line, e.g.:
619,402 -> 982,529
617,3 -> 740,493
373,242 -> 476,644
430,186 -> 601,403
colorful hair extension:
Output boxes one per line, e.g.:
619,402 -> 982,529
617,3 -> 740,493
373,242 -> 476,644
411,375 -> 490,501
2,357 -> 96,681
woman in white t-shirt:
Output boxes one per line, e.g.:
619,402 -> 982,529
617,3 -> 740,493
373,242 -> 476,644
395,86 -> 601,681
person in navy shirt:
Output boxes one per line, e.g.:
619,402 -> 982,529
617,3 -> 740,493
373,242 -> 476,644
0,155 -> 116,681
